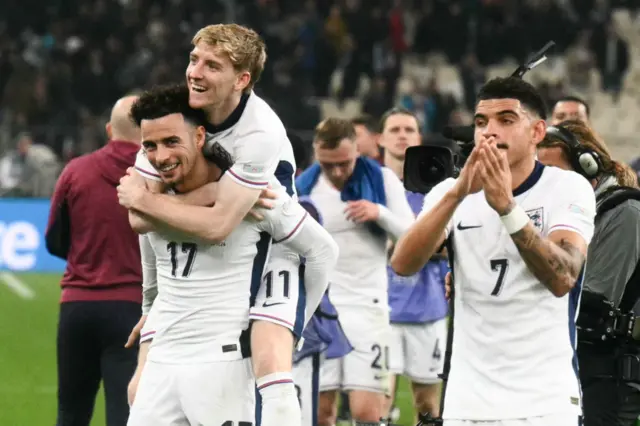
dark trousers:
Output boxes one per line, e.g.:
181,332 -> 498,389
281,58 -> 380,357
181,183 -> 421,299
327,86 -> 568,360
582,378 -> 640,426
56,301 -> 140,426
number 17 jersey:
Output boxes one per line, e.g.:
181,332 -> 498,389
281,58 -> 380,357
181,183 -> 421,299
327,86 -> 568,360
421,163 -> 596,420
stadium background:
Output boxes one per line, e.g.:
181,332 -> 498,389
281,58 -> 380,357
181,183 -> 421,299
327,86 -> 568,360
1,0 -> 640,425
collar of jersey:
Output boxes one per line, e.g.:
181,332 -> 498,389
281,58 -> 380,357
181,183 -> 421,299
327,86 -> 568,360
513,161 -> 544,196
204,92 -> 250,134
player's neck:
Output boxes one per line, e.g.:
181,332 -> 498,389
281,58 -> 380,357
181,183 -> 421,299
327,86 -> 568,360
175,157 -> 210,193
204,91 -> 242,126
384,153 -> 404,181
510,156 -> 536,191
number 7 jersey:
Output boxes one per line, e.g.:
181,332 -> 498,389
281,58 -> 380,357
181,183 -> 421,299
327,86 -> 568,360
421,163 -> 596,420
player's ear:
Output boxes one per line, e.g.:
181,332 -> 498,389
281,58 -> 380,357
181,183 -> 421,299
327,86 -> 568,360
531,119 -> 546,147
235,71 -> 251,92
195,125 -> 206,149
105,122 -> 113,140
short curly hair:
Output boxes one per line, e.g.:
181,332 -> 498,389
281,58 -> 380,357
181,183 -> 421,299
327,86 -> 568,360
477,77 -> 547,120
130,84 -> 206,127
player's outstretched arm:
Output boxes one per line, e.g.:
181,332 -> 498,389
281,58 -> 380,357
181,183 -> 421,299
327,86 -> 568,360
125,169 -> 219,234
132,174 -> 261,243
391,191 -> 457,276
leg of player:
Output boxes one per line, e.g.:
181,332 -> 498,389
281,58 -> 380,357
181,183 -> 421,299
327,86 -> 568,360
411,382 -> 440,419
251,244 -> 304,426
252,215 -> 338,426
128,340 -> 151,407
252,321 -> 301,426
317,390 -> 339,426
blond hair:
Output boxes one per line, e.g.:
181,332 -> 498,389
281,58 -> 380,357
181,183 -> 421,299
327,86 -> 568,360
192,24 -> 267,91
314,118 -> 356,149
541,120 -> 639,187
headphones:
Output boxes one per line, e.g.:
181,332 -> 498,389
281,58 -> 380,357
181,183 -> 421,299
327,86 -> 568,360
545,123 -> 602,179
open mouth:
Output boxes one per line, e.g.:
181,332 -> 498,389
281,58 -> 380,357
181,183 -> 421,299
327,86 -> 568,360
190,83 -> 207,93
159,163 -> 179,173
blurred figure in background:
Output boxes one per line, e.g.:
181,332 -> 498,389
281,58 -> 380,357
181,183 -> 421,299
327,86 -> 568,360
45,95 -> 142,426
550,96 -> 590,126
352,114 -> 382,164
379,108 -> 448,423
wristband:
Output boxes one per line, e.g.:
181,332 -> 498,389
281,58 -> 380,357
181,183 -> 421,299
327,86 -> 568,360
500,205 -> 529,234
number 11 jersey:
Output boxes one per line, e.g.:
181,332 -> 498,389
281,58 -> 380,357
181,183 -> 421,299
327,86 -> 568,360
420,163 -> 595,420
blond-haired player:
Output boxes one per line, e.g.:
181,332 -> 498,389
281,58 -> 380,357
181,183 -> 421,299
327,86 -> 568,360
123,24 -> 326,426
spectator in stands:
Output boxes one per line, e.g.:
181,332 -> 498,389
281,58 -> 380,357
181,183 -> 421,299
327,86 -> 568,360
0,132 -> 59,197
565,30 -> 596,98
550,96 -> 590,126
352,114 -> 383,164
45,95 -> 142,426
591,22 -> 629,102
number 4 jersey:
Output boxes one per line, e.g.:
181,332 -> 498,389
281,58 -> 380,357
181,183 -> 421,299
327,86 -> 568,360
143,193 -> 308,365
421,162 -> 596,420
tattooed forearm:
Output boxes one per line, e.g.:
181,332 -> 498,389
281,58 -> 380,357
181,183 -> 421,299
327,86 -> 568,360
510,223 -> 585,297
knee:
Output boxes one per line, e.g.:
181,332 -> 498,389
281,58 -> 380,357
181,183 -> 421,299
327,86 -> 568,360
412,383 -> 440,416
318,392 -> 337,426
349,392 -> 384,422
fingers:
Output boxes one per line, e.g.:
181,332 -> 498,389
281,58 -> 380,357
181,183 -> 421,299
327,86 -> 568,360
260,188 -> 278,200
255,198 -> 274,209
247,209 -> 265,221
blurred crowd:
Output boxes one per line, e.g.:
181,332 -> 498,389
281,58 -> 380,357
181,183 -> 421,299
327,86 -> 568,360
1,0 -> 639,197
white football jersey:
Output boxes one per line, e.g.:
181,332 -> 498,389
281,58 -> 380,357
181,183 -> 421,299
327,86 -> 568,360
134,91 -> 297,198
421,163 -> 595,420
143,190 -> 307,364
308,168 -> 413,313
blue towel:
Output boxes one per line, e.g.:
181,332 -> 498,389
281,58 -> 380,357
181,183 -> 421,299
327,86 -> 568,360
296,156 -> 387,237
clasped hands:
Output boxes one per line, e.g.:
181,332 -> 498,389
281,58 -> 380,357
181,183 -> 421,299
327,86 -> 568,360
452,138 -> 515,216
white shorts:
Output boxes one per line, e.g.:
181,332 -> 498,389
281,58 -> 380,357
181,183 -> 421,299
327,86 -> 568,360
128,358 -> 255,426
444,413 -> 580,426
389,318 -> 447,384
250,243 -> 305,337
293,353 -> 321,426
319,309 -> 391,395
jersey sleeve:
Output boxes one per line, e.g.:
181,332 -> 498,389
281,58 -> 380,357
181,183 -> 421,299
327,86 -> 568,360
547,171 -> 596,244
225,131 -> 283,190
260,194 -> 309,244
418,178 -> 457,238
134,149 -> 162,182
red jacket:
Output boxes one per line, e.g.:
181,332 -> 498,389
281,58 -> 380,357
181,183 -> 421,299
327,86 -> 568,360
46,140 -> 142,303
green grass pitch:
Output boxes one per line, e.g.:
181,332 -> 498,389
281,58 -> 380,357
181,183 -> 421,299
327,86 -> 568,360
0,273 -> 420,426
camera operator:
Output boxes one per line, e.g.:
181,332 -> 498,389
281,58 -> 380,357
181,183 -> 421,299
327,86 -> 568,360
392,76 -> 596,426
538,120 -> 640,426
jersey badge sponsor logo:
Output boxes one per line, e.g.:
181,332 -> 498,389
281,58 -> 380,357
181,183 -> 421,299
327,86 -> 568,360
243,164 -> 265,174
262,301 -> 285,308
456,222 -> 482,231
568,203 -> 586,215
525,207 -> 544,231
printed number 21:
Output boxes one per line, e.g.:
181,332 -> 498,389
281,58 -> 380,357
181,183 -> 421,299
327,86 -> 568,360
490,258 -> 509,296
167,242 -> 198,277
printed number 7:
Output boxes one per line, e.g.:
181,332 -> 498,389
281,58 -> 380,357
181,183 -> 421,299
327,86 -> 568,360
490,258 -> 509,296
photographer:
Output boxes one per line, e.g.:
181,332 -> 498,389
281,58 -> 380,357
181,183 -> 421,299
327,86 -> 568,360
392,76 -> 596,425
538,120 -> 640,426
